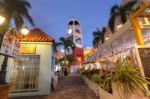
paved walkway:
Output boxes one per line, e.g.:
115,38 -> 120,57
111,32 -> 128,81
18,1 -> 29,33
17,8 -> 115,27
9,74 -> 98,99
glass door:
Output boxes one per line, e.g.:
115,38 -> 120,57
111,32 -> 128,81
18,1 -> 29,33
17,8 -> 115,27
10,55 -> 40,93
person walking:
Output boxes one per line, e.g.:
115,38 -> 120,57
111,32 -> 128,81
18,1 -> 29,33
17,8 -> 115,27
64,67 -> 68,76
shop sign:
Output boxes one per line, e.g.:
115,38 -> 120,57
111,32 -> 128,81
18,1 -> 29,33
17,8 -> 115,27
19,44 -> 36,54
0,33 -> 20,57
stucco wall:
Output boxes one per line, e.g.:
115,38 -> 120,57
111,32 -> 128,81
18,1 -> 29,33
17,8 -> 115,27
7,43 -> 53,97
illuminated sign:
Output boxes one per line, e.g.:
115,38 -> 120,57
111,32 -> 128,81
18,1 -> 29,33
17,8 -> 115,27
19,44 -> 36,54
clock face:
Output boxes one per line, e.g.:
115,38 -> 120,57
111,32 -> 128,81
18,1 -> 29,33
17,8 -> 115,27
68,29 -> 72,34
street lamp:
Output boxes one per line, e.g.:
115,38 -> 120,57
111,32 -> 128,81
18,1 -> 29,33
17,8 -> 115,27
0,15 -> 7,84
0,19 -> 30,84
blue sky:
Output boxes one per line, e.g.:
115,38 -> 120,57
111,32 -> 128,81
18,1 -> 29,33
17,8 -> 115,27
28,0 -> 122,47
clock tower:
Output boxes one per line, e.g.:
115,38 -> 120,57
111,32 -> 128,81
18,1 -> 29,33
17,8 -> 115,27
67,17 -> 83,48
67,17 -> 84,73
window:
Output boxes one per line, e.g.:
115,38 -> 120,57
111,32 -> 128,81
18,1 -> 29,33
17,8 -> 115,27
10,55 -> 40,93
68,21 -> 73,25
74,21 -> 79,25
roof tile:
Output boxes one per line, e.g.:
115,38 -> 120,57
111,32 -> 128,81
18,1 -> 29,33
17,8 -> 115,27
20,28 -> 53,42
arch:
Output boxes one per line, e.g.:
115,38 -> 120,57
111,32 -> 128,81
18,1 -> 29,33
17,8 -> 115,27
68,21 -> 73,25
74,21 -> 80,25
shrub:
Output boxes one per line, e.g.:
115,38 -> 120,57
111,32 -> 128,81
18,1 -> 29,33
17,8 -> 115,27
112,59 -> 150,97
81,69 -> 100,79
91,74 -> 102,84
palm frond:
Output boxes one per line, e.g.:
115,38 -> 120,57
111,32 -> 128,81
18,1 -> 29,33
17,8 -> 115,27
110,4 -> 120,16
14,14 -> 24,30
0,0 -> 34,31
108,15 -> 115,33
112,59 -> 150,96
123,1 -> 138,12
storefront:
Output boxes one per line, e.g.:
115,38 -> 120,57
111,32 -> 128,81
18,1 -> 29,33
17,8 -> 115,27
7,28 -> 55,97
84,1 -> 150,80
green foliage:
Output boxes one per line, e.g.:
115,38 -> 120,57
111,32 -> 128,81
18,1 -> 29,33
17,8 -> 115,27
56,55 -> 73,66
92,27 -> 106,49
0,0 -> 34,31
82,59 -> 150,96
81,69 -> 99,79
77,67 -> 84,74
112,59 -> 150,96
108,1 -> 137,33
99,73 -> 112,93
55,37 -> 75,67
56,37 -> 75,52
91,74 -> 102,84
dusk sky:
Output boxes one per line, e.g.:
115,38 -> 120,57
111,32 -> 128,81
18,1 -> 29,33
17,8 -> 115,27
28,0 -> 122,47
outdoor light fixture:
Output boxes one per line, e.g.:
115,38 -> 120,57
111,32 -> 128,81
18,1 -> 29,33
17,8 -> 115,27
0,16 -> 6,25
21,27 -> 30,35
68,29 -> 72,34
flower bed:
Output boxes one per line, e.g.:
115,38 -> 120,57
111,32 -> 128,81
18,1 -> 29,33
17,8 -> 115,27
81,59 -> 150,99
84,77 -> 99,96
83,76 -> 150,99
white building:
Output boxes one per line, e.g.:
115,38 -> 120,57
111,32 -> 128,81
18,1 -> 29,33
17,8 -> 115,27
66,17 -> 84,73
5,28 -> 55,97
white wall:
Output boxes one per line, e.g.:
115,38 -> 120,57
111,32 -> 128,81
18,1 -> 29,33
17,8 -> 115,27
8,43 -> 53,97
36,44 -> 52,95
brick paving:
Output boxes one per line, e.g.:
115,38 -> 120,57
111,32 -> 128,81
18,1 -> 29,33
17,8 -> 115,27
9,74 -> 98,99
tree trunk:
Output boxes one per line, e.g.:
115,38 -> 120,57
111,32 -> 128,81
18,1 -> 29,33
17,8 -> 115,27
64,47 -> 67,67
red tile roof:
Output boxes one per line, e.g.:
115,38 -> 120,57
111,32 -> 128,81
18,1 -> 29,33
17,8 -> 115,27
20,28 -> 53,42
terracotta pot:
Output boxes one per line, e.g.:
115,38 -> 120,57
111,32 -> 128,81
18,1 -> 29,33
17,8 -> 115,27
0,83 -> 12,99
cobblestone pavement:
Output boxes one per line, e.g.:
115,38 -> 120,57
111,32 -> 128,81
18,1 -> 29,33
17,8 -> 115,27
9,74 -> 98,99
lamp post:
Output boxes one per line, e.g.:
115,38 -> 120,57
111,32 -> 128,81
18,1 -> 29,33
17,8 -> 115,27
0,20 -> 30,84
0,16 -> 7,84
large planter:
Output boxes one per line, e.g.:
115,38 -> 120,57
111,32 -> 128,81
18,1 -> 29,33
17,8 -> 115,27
82,76 -> 150,99
83,76 -> 99,96
0,83 -> 12,99
112,83 -> 150,99
99,83 -> 150,99
99,87 -> 114,99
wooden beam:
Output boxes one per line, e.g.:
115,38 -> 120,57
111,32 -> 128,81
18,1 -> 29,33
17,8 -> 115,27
139,13 -> 150,17
132,3 -> 150,18
129,15 -> 144,45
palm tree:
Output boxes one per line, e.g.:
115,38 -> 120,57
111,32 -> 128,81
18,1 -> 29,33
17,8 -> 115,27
56,55 -> 73,66
0,0 -> 35,31
0,0 -> 34,84
93,27 -> 106,49
108,1 -> 137,33
52,40 -> 58,53
56,37 -> 75,67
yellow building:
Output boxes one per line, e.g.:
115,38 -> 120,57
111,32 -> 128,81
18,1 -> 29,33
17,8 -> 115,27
84,47 -> 94,60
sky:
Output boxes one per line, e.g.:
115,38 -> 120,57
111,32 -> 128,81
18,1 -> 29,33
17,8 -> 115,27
27,0 -> 122,48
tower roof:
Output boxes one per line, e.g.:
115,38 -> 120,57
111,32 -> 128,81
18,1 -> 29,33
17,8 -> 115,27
68,17 -> 80,25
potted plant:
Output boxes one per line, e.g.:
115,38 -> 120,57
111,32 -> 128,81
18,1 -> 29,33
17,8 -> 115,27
110,59 -> 150,99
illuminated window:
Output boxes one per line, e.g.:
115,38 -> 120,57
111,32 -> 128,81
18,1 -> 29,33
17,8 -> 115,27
10,55 -> 40,93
